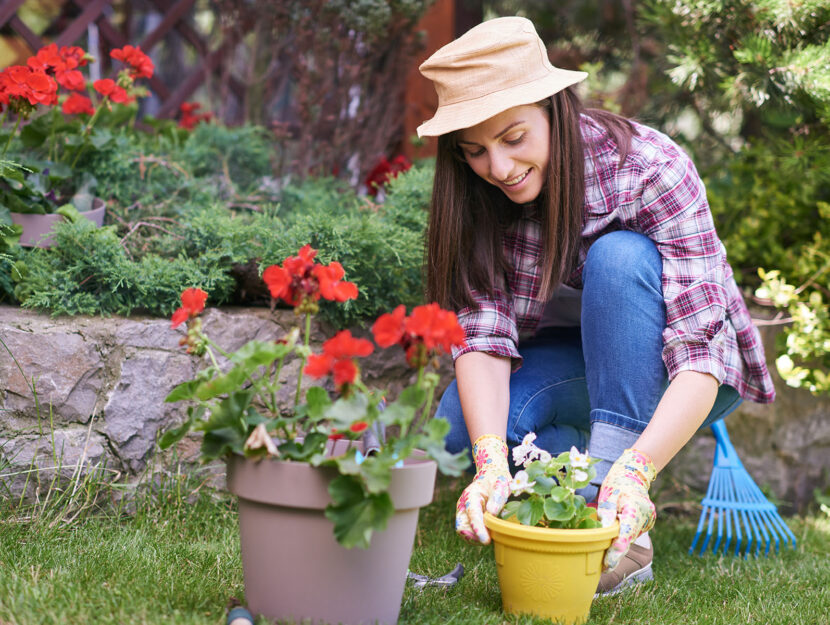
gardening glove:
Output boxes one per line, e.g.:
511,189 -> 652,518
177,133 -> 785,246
455,434 -> 510,544
597,448 -> 658,571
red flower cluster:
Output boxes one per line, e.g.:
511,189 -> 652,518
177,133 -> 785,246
365,155 -> 411,196
62,92 -> 94,115
372,303 -> 467,368
110,45 -> 154,80
305,330 -> 374,388
178,102 -> 213,130
93,78 -> 131,104
0,65 -> 58,110
171,287 -> 208,328
262,245 -> 358,310
27,43 -> 88,91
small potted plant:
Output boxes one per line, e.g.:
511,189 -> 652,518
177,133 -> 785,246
0,43 -> 154,246
483,433 -> 619,625
159,244 -> 469,625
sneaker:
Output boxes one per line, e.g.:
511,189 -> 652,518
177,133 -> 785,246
595,542 -> 654,597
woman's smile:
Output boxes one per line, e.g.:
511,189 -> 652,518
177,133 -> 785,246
457,104 -> 551,204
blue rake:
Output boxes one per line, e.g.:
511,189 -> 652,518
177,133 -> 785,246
689,420 -> 797,557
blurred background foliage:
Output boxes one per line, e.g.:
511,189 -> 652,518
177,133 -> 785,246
0,0 -> 827,392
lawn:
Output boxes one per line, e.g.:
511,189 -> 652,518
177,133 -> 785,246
0,474 -> 828,625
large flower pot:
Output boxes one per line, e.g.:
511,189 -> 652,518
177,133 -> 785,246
484,512 -> 619,625
10,198 -> 106,248
226,443 -> 437,625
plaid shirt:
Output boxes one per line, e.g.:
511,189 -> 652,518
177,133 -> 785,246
452,115 -> 775,403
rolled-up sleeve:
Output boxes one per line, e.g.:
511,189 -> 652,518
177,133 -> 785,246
451,287 -> 522,368
636,155 -> 729,383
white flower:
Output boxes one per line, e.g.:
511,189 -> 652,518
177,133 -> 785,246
521,432 -> 537,446
537,449 -> 552,465
569,445 -> 590,469
509,470 -> 536,495
512,432 -> 541,467
573,468 -> 589,483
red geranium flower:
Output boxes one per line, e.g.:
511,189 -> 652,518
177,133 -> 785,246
93,78 -> 131,104
261,245 -> 358,309
371,305 -> 406,348
0,65 -> 58,107
371,303 -> 466,368
349,421 -> 369,434
304,330 -> 373,388
178,101 -> 213,130
365,154 -> 411,196
56,69 -> 86,91
170,287 -> 208,328
110,45 -> 154,79
312,262 -> 359,302
62,92 -> 94,115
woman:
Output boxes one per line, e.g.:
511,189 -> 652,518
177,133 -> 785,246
416,16 -> 775,594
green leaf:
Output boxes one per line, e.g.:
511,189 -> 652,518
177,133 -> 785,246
549,485 -> 570,503
325,475 -> 394,549
501,500 -> 521,520
165,379 -> 202,403
304,386 -> 332,421
196,389 -> 254,434
577,517 -> 603,529
325,393 -> 370,430
543,498 -> 575,522
278,432 -> 327,462
90,128 -> 114,149
201,426 -> 246,459
517,497 -> 544,527
422,438 -> 469,476
377,400 -> 416,427
229,339 -> 291,366
531,475 -> 555,496
158,405 -> 205,449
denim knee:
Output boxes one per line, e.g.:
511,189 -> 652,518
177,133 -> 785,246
583,230 -> 662,293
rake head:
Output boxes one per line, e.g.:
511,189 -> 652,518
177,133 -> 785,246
689,420 -> 797,557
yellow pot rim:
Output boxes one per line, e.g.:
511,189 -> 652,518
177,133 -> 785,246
484,511 -> 620,543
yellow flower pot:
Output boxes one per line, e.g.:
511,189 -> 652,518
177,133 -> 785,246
484,511 -> 619,625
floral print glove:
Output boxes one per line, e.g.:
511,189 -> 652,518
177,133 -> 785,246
455,434 -> 511,544
597,448 -> 658,570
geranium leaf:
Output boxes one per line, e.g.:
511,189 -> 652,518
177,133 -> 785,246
325,394 -> 369,429
229,339 -> 291,366
304,386 -> 332,421
158,405 -> 204,449
165,379 -> 201,403
422,438 -> 469,476
377,400 -> 415,427
325,475 -> 394,549
201,426 -> 246,459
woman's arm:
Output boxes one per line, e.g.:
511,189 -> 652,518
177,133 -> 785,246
453,351 -> 514,543
634,370 -> 719,471
455,351 -> 512,441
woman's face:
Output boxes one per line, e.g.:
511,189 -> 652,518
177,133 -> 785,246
456,104 -> 551,204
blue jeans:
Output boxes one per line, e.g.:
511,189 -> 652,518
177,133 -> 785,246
437,231 -> 742,499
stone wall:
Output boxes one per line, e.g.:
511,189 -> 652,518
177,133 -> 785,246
1,305 -> 827,510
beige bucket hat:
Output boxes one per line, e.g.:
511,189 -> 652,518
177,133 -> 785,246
417,16 -> 587,138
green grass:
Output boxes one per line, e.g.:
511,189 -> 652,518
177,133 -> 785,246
1,475 -> 828,625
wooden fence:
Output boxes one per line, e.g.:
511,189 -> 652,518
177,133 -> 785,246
0,0 -> 239,120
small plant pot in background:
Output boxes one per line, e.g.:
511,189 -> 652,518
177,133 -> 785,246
484,512 -> 619,625
226,443 -> 437,625
10,198 -> 106,248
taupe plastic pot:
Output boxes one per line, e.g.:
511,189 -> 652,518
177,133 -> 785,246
226,441 -> 437,625
11,198 -> 106,247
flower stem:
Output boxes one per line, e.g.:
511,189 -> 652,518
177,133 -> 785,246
1,116 -> 22,160
294,312 -> 312,406
70,98 -> 106,169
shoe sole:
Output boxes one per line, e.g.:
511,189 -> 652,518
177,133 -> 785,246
594,563 -> 654,598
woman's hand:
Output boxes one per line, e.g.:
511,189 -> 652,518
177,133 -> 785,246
597,448 -> 657,570
455,434 -> 511,544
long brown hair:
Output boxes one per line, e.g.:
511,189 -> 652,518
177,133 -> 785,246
426,87 -> 636,311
